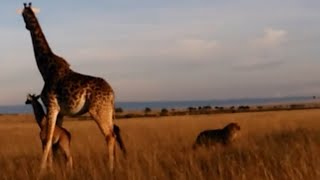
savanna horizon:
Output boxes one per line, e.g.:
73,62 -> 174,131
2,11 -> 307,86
1,109 -> 320,179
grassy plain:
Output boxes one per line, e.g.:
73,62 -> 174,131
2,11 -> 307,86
0,109 -> 320,179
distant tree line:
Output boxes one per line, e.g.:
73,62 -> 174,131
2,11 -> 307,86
111,102 -> 318,120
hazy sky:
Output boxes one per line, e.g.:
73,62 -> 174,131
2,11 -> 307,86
0,0 -> 319,105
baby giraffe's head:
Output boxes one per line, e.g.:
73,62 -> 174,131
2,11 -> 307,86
25,94 -> 40,104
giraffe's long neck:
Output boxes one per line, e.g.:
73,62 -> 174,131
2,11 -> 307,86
30,100 -> 46,129
29,24 -> 52,58
26,15 -> 55,81
23,7 -> 71,82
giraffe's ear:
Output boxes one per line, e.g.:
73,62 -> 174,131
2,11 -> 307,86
28,2 -> 32,7
17,8 -> 40,15
31,7 -> 40,14
26,93 -> 32,100
16,8 -> 23,14
17,4 -> 40,14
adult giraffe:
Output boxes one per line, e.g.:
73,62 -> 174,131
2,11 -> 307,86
21,3 -> 116,172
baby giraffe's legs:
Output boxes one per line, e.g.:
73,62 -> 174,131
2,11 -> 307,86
59,135 -> 73,170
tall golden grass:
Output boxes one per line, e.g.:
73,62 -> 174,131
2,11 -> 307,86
1,109 -> 320,179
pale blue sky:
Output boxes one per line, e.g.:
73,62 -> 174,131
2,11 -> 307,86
0,0 -> 319,105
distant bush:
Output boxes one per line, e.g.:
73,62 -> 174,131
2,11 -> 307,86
172,111 -> 187,116
115,107 -> 123,113
273,105 -> 283,109
238,106 -> 250,111
188,107 -> 197,112
144,107 -> 152,114
160,108 -> 169,116
123,113 -> 144,119
124,114 -> 135,118
215,106 -> 224,111
290,104 -> 305,109
203,106 -> 212,110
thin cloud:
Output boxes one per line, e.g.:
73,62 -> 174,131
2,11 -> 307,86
159,38 -> 219,59
232,60 -> 284,71
252,28 -> 288,47
229,27 -> 289,70
64,38 -> 220,64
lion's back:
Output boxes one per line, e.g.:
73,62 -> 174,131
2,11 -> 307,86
195,129 -> 226,146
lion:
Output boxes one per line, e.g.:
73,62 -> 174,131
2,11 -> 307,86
193,122 -> 241,149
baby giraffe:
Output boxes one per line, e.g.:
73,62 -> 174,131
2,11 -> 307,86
25,94 -> 73,169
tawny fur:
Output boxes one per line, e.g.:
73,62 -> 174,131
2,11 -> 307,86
193,122 -> 241,149
25,94 -> 73,169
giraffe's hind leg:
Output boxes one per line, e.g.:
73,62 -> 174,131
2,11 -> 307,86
89,102 -> 116,172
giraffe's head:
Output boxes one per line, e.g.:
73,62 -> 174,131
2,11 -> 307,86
21,2 -> 39,31
25,93 -> 41,104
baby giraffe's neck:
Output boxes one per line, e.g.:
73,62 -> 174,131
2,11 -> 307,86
31,101 -> 46,129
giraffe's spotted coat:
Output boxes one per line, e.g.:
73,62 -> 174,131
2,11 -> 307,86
22,3 -> 117,173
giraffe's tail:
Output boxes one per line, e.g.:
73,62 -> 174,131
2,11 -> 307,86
113,124 -> 127,156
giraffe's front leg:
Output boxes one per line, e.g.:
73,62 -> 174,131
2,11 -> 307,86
40,139 -> 54,172
40,103 -> 60,173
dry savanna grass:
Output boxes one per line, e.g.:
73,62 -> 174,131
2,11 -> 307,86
1,109 -> 320,179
